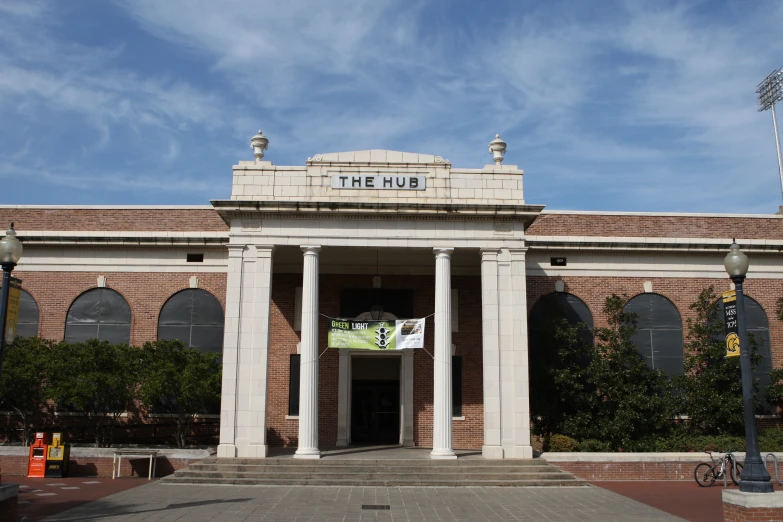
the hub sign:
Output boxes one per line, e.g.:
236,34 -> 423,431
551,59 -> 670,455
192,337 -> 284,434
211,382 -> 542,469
331,175 -> 426,190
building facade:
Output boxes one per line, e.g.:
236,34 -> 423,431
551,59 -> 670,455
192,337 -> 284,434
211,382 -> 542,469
4,135 -> 783,459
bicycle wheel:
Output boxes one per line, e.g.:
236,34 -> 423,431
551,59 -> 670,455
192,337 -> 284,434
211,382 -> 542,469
695,463 -> 717,487
730,463 -> 744,486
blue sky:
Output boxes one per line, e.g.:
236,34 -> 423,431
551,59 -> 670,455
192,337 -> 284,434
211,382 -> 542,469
1,0 -> 783,213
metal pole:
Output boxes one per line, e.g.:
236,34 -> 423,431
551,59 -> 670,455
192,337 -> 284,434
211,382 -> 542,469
734,275 -> 774,492
772,103 -> 783,205
0,264 -> 11,378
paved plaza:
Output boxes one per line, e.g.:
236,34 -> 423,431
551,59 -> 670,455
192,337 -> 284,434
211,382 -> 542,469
42,483 -> 685,521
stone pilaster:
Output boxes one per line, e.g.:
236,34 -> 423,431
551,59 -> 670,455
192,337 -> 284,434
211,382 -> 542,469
295,245 -> 321,459
480,249 -> 502,458
217,244 -> 246,458
431,247 -> 457,459
218,244 -> 275,459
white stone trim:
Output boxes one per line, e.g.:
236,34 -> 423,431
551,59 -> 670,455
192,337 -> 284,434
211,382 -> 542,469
541,209 -> 783,219
722,489 -> 783,508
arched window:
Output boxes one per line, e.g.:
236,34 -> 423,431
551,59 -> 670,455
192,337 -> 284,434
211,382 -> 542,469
528,292 -> 594,372
623,293 -> 684,377
718,295 -> 772,408
529,292 -> 594,342
65,288 -> 131,344
16,289 -> 40,338
158,289 -> 224,353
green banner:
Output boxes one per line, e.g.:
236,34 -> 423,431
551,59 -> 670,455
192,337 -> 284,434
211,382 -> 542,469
328,318 -> 425,350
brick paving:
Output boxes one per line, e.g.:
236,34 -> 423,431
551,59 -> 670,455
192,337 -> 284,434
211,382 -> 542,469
8,476 -> 147,521
42,484 -> 685,521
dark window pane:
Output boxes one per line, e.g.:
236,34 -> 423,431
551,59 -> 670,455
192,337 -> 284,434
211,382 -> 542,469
631,330 -> 654,360
97,325 -> 131,345
289,355 -> 301,416
190,325 -> 224,353
623,294 -> 683,377
192,290 -> 224,326
159,292 -> 192,325
158,326 -> 191,344
16,322 -> 38,338
158,289 -> 225,352
452,356 -> 462,417
66,289 -> 132,343
17,290 -> 39,337
64,324 -> 99,343
67,293 -> 102,323
656,356 -> 685,377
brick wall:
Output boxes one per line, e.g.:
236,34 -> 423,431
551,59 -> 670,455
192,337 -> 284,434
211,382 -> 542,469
723,503 -> 783,522
527,275 -> 783,368
265,273 -> 485,449
13,270 -> 227,346
555,460 -> 783,482
0,208 -> 228,232
527,213 -> 783,239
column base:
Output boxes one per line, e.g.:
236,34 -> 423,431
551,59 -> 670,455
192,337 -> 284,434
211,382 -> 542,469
430,449 -> 458,460
217,444 -> 237,458
335,439 -> 348,447
482,445 -> 504,459
294,448 -> 322,459
403,439 -> 416,448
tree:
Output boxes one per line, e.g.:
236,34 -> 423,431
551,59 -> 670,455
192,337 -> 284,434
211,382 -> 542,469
576,295 -> 676,448
0,337 -> 54,445
46,340 -> 142,447
138,340 -> 221,448
529,315 -> 594,437
675,286 -> 760,435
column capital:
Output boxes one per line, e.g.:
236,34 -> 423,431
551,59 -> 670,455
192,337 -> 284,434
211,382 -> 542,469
301,245 -> 321,255
433,247 -> 454,258
480,248 -> 501,259
227,244 -> 246,256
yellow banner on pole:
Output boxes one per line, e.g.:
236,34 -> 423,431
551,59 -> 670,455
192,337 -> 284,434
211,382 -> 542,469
3,278 -> 21,345
722,289 -> 740,357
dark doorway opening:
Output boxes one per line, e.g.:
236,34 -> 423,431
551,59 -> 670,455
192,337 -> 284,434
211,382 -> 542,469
351,357 -> 400,445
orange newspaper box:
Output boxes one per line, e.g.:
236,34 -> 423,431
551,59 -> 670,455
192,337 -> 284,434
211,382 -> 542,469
28,432 -> 51,477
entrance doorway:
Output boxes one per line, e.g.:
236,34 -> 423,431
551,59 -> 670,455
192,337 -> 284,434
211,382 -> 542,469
351,357 -> 400,444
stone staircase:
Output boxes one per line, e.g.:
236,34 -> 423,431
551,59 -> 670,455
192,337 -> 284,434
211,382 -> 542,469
161,457 -> 588,487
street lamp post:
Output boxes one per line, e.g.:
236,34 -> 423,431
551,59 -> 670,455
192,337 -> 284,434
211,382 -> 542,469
0,223 -> 23,378
724,240 -> 773,493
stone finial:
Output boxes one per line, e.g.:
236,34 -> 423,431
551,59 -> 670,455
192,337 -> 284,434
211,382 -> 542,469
250,130 -> 269,160
488,134 -> 506,164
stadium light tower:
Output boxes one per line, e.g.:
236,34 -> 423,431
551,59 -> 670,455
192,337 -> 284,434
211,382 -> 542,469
756,67 -> 783,205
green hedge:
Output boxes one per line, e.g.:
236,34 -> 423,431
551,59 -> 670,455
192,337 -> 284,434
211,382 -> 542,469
544,428 -> 783,452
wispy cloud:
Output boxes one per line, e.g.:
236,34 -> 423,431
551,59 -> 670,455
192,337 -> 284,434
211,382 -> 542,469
0,0 -> 782,211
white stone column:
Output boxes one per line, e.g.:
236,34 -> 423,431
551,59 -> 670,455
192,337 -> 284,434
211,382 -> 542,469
480,249 -> 503,458
431,247 -> 457,459
295,245 -> 321,459
217,244 -> 245,458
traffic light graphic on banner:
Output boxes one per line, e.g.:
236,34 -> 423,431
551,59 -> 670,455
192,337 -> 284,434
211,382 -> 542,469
375,325 -> 390,349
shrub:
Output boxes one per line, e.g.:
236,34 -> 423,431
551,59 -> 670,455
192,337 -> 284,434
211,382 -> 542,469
546,434 -> 578,452
576,439 -> 612,452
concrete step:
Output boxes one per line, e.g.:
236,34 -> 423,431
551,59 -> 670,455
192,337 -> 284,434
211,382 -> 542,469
161,457 -> 587,487
208,458 -> 549,467
186,464 -> 560,474
162,477 -> 589,487
175,471 -> 576,481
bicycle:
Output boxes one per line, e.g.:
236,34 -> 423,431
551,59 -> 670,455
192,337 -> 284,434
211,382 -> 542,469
694,451 -> 744,487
